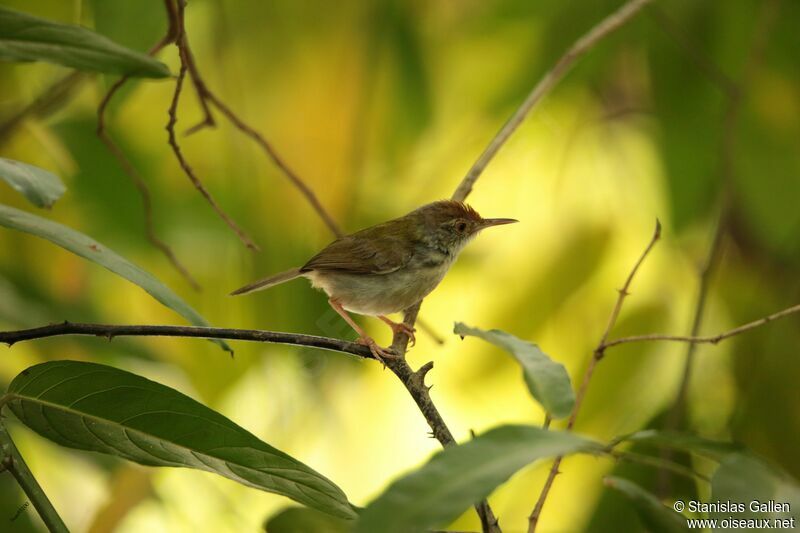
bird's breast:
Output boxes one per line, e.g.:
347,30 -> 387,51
304,255 -> 453,316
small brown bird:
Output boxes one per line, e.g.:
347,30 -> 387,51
231,200 -> 516,362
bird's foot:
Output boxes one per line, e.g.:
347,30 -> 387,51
357,335 -> 397,366
378,316 -> 417,346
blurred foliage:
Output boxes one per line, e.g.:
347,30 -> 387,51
0,0 -> 798,531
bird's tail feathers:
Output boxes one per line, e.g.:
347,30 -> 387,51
230,268 -> 303,296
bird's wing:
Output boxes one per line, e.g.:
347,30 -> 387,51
301,219 -> 415,275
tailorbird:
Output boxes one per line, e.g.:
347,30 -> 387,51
231,200 -> 517,362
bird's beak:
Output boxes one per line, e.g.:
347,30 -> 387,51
480,218 -> 518,228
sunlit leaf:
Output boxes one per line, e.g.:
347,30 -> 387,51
354,425 -> 602,533
265,506 -> 351,533
0,5 -> 169,77
711,454 -> 800,523
454,323 -> 575,418
0,204 -> 230,352
604,477 -> 687,533
0,157 -> 65,208
616,430 -> 743,459
3,361 -> 356,519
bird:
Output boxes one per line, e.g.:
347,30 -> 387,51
231,200 -> 517,362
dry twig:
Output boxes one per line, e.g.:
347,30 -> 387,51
167,0 -> 259,251
97,0 -> 200,289
170,1 -> 342,238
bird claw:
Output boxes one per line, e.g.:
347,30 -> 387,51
386,322 -> 416,346
357,336 -> 398,366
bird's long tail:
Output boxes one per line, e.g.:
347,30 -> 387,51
230,268 -> 303,296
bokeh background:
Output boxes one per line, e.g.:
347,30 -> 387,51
1,0 -> 799,531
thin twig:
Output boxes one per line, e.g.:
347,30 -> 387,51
609,449 -> 710,483
96,0 -> 199,289
385,2 -> 655,531
657,0 -> 781,495
166,0 -> 259,251
0,322 -> 374,358
451,0 -> 653,202
202,93 -> 343,237
172,3 -> 342,237
0,72 -> 86,147
602,303 -> 800,350
528,220 -> 661,533
415,317 -> 445,345
647,5 -> 737,97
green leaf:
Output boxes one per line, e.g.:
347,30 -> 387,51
265,506 -> 351,533
0,6 -> 169,78
454,323 -> 575,419
0,204 -> 230,352
711,454 -> 800,523
0,157 -> 65,208
4,361 -> 355,519
354,425 -> 602,533
603,477 -> 687,533
616,430 -> 743,459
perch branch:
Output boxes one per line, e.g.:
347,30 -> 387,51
385,306 -> 500,532
451,0 -> 653,202
97,0 -> 199,289
528,220 -> 661,533
0,322 -> 373,359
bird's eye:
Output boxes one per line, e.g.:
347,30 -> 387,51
456,221 -> 467,232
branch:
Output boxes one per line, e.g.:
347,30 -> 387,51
385,307 -> 500,532
657,0 -> 780,494
647,5 -> 737,97
528,219 -> 661,533
167,0 -> 259,251
0,322 -> 374,359
0,71 -> 86,147
451,0 -> 653,202
172,3 -> 342,238
0,423 -> 68,532
384,2 -> 655,531
601,303 -> 800,350
97,0 -> 200,289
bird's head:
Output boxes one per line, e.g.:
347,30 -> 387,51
411,200 -> 517,255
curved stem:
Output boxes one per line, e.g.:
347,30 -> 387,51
0,422 -> 68,532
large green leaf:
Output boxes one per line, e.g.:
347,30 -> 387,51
3,361 -> 355,519
0,6 -> 169,78
354,425 -> 602,533
615,430 -> 743,459
0,157 -> 65,208
454,323 -> 575,419
710,454 -> 800,524
0,204 -> 230,352
265,506 -> 351,533
604,477 -> 687,533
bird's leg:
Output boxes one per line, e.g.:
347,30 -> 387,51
328,299 -> 396,364
378,315 -> 416,346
